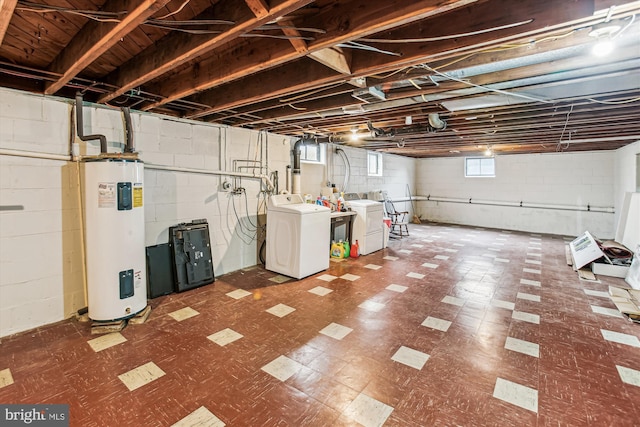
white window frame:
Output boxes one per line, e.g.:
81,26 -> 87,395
368,151 -> 383,176
465,157 -> 495,178
300,142 -> 325,164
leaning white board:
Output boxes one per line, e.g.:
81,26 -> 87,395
616,192 -> 640,255
626,246 -> 640,290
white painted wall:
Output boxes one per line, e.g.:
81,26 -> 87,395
0,86 -> 631,337
301,144 -> 416,212
416,151 -> 616,237
0,88 -> 291,337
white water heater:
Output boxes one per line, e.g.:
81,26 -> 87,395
83,159 -> 147,321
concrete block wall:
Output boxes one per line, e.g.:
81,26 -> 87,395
301,144 -> 417,213
0,88 -> 292,337
416,151 -> 617,237
0,90 -> 82,337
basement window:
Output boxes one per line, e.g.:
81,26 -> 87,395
300,143 -> 325,164
368,151 -> 383,176
465,157 -> 495,177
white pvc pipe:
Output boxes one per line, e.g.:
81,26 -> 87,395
0,148 -> 71,162
415,195 -> 614,213
146,163 -> 275,191
0,150 -> 276,191
292,173 -> 301,195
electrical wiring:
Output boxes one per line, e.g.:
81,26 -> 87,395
369,67 -> 412,80
15,0 -> 321,40
556,104 -> 574,151
359,19 -> 533,43
240,33 -> 315,40
420,64 -> 553,104
337,41 -> 401,56
231,191 -> 257,245
431,29 -> 577,70
278,82 -> 344,103
16,2 -> 124,22
145,19 -> 235,26
256,25 -> 326,34
154,0 -> 191,20
143,23 -> 315,39
288,103 -> 307,111
336,148 -> 351,193
408,79 -> 422,90
612,14 -> 635,40
587,96 -> 640,104
243,189 -> 259,229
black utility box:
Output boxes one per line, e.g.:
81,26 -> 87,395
146,243 -> 175,299
169,219 -> 215,292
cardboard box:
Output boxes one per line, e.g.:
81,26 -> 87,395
591,261 -> 630,279
609,286 -> 640,321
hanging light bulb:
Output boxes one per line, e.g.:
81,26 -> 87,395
589,22 -> 621,57
591,39 -> 615,57
484,145 -> 493,156
350,126 -> 360,141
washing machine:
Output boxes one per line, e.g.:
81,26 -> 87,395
266,194 -> 331,279
350,199 -> 384,255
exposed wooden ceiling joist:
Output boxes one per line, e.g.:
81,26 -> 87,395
184,0 -> 599,119
0,0 -> 17,45
142,0 -> 480,110
97,0 -> 315,103
1,0 -> 639,157
44,0 -> 173,95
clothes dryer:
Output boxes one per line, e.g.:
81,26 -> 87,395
349,199 -> 384,255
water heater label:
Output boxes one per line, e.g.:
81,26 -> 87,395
133,183 -> 143,208
98,182 -> 116,208
134,270 -> 143,288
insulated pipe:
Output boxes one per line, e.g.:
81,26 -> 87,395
121,107 -> 134,153
75,93 -> 108,154
285,165 -> 291,193
292,137 -> 317,195
428,113 -> 447,130
145,163 -> 275,192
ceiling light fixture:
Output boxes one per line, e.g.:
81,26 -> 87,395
588,20 -> 622,57
484,145 -> 493,156
350,126 -> 360,141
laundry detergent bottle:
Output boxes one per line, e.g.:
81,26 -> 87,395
350,240 -> 360,258
331,241 -> 345,258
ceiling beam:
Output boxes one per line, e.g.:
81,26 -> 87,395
143,0 -> 480,110
0,0 -> 17,45
182,0 -> 597,119
227,48 -> 638,126
309,47 -> 352,75
44,0 -> 172,95
185,57 -> 346,119
244,0 -> 271,18
97,0 -> 314,103
279,16 -> 354,75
